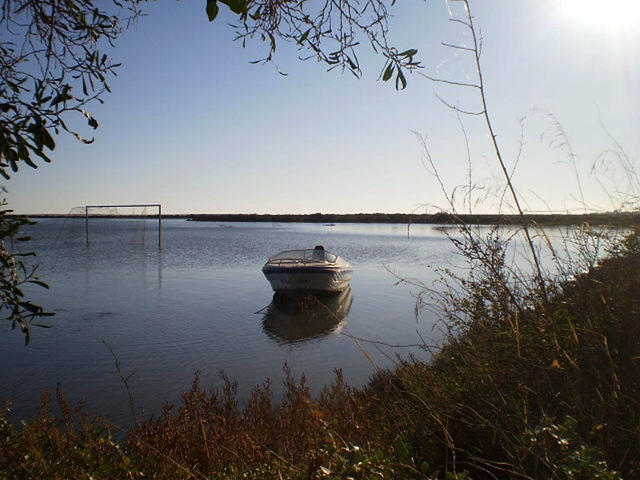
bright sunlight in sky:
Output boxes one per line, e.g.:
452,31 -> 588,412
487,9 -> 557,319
5,0 -> 640,215
560,0 -> 640,32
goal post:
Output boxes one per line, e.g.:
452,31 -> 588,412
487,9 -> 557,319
84,203 -> 162,247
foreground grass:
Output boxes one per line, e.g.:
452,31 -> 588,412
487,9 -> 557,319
1,235 -> 638,479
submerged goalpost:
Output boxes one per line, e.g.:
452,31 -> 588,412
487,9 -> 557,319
84,203 -> 162,247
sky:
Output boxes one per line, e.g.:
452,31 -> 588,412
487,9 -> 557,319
5,0 -> 640,215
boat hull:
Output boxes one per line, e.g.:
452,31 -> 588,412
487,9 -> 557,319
262,265 -> 352,293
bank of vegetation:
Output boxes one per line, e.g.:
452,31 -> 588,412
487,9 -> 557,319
1,227 -> 638,479
188,212 -> 640,227
18,211 -> 640,228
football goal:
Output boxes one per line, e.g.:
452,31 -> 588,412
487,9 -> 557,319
84,203 -> 162,247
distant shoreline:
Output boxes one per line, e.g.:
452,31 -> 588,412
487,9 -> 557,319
16,212 -> 640,226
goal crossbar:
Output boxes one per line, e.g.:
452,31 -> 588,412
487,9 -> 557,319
84,203 -> 162,247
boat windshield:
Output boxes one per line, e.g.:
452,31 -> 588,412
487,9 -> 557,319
269,249 -> 338,264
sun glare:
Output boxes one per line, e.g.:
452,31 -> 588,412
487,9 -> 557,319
560,0 -> 640,32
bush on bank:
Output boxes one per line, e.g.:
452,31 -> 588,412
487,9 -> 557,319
1,232 -> 638,479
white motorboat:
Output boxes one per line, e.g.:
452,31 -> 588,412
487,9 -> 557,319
262,245 -> 353,293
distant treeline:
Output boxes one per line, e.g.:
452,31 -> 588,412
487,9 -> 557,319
15,211 -> 640,226
186,212 -> 640,226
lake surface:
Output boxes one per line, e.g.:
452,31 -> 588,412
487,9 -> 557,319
1,219 -> 459,426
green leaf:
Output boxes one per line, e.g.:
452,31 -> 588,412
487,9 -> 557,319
206,0 -> 219,21
268,33 -> 277,53
400,48 -> 418,57
393,438 -> 410,461
40,128 -> 55,150
382,62 -> 394,82
9,147 -> 18,160
27,280 -> 50,289
29,146 -> 52,163
8,81 -> 21,94
298,28 -> 311,45
23,156 -> 38,169
50,93 -> 68,107
16,141 -> 29,161
395,68 -> 407,90
227,0 -> 246,15
19,301 -> 42,314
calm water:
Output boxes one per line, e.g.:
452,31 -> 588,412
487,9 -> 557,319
1,219 -> 457,425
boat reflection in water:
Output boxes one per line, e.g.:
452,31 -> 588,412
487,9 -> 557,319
262,287 -> 353,344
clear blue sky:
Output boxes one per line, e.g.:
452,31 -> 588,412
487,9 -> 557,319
5,0 -> 640,215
